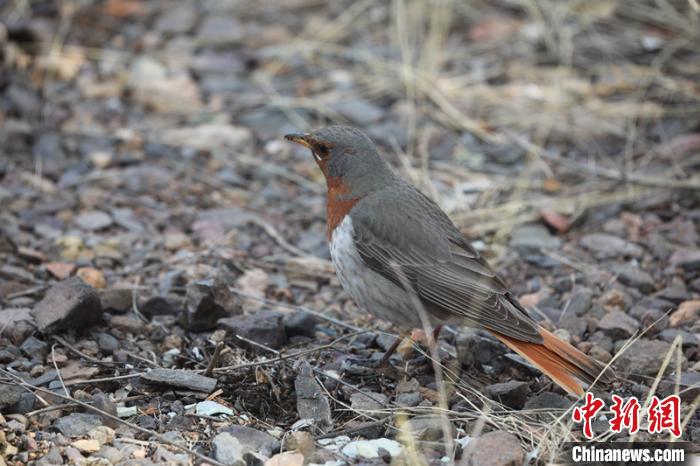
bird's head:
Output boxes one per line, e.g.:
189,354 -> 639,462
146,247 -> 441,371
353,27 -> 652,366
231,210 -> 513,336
285,125 -> 395,195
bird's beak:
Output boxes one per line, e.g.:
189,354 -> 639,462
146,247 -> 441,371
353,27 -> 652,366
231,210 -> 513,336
284,133 -> 312,149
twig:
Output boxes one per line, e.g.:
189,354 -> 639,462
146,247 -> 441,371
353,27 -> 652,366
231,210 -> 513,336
51,344 -> 69,398
0,368 -> 226,466
204,342 -> 224,377
248,216 -> 312,258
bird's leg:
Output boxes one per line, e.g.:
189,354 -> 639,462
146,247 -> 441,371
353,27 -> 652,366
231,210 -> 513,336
378,329 -> 411,366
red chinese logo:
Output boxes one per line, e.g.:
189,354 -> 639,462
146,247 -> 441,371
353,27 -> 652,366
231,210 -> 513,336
572,392 -> 605,439
572,393 -> 682,438
647,395 -> 681,438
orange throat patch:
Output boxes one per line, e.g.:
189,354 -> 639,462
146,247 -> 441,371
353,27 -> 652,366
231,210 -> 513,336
325,177 -> 360,241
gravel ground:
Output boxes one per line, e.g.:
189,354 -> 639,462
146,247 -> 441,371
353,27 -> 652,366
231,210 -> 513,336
1,1 -> 699,465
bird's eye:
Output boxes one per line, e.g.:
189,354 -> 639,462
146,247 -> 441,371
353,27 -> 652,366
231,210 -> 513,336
316,143 -> 329,157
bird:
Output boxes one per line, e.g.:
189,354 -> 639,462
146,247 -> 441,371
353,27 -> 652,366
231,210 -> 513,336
285,125 -> 613,396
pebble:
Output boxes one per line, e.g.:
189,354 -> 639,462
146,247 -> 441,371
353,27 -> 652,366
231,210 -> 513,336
669,300 -> 700,328
74,210 -> 113,231
218,310 -> 287,350
341,438 -> 403,460
182,276 -> 242,331
580,233 -> 644,258
509,224 -> 561,251
294,361 -> 332,429
141,368 -> 217,393
33,277 -> 103,334
212,432 -> 247,466
485,381 -> 531,409
99,288 -> 133,313
597,311 -> 639,339
0,307 -> 35,344
52,413 -> 103,438
615,339 -> 677,377
160,123 -> 252,152
460,431 -> 524,466
220,425 -> 280,458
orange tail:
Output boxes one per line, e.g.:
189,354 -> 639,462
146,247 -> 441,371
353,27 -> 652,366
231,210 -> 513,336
490,327 -> 613,396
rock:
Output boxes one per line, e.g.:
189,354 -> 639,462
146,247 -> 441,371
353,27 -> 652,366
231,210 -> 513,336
669,300 -> 700,328
294,361 -> 332,429
457,329 -> 506,367
99,289 -> 133,313
615,339 -> 676,377
329,99 -> 384,125
509,224 -> 561,251
611,265 -> 655,292
20,336 -> 49,359
197,16 -> 245,46
196,400 -> 234,417
350,392 -> 388,413
109,313 -> 146,334
74,210 -> 113,231
0,307 -> 35,344
0,384 -> 26,410
181,276 -> 241,331
218,310 -> 287,350
588,345 -> 612,363
33,277 -> 102,334
658,329 -> 699,348
485,381 -> 531,409
566,287 -> 593,316
669,248 -> 700,273
220,425 -> 280,458
403,415 -> 456,441
45,262 -> 77,280
154,3 -> 196,34
460,431 -> 524,466
658,372 -> 700,402
71,439 -> 100,453
141,296 -> 179,319
141,369 -> 217,393
76,267 -> 107,290
160,123 -> 252,152
597,311 -> 639,339
212,432 -> 246,466
283,311 -> 318,338
36,447 -> 63,465
96,332 -> 120,353
341,438 -> 403,460
580,233 -> 644,258
52,413 -> 103,437
265,452 -> 304,466
523,392 -> 571,410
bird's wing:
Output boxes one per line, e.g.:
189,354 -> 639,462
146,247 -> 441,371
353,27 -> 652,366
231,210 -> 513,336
350,185 -> 542,343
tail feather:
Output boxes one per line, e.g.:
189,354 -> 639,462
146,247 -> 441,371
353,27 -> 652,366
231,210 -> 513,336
490,327 -> 613,396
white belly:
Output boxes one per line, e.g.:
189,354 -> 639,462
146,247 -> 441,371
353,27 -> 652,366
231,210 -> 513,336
329,215 -> 422,327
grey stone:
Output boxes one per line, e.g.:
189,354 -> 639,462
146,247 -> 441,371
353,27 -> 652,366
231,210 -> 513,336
35,447 -> 63,466
96,332 -> 120,353
294,361 -> 331,429
404,414 -> 456,442
509,224 -> 561,251
329,99 -> 384,125
52,413 -> 103,437
485,381 -> 531,409
197,16 -> 245,46
220,425 -> 280,458
597,311 -> 639,339
182,276 -> 241,331
283,311 -> 318,338
566,287 -> 593,316
658,329 -> 699,348
615,339 -> 677,377
658,372 -> 700,402
0,384 -> 26,410
154,3 -> 196,33
611,265 -> 655,292
212,432 -> 246,466
0,307 -> 35,344
74,210 -> 113,231
33,277 -> 102,334
141,296 -> 179,319
457,329 -> 506,367
141,369 -> 217,393
460,431 -> 524,466
218,310 -> 287,350
99,289 -> 133,313
523,392 -> 571,410
20,336 -> 48,359
350,392 -> 388,413
580,233 -> 644,258
669,248 -> 700,273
